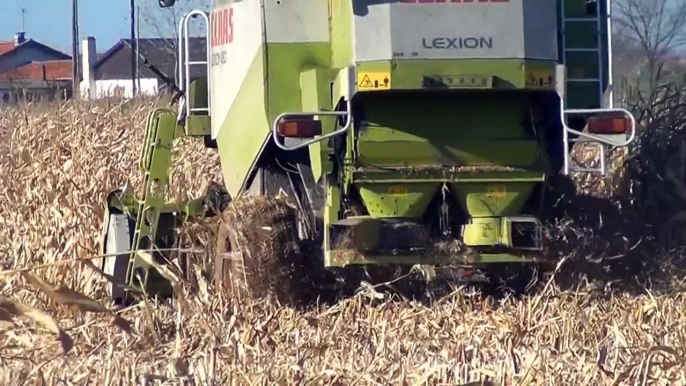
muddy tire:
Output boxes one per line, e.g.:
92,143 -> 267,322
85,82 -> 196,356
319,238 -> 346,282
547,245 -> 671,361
214,194 -> 304,305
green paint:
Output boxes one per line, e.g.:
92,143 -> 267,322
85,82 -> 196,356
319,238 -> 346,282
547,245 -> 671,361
301,69 -> 334,183
330,0 -> 354,69
326,251 -> 540,267
127,108 -> 180,294
214,42 -> 331,197
356,183 -> 437,218
214,48 -> 268,198
452,182 -> 536,217
462,217 -> 502,246
353,90 -> 543,168
184,115 -> 211,136
188,78 -> 208,114
351,169 -> 546,184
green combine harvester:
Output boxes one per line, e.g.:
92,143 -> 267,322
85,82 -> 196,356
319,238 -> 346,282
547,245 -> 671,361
100,0 -> 636,304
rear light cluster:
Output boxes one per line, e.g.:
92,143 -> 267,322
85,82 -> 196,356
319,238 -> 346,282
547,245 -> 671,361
276,117 -> 322,138
586,116 -> 630,135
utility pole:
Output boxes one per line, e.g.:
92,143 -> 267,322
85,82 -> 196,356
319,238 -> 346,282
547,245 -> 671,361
71,0 -> 80,98
130,0 -> 137,97
136,6 -> 141,92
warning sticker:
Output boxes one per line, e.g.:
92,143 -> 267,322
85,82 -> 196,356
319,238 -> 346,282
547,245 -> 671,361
525,68 -> 554,89
358,71 -> 391,91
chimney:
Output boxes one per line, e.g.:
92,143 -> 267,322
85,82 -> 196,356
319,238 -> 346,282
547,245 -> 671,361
80,37 -> 97,100
14,32 -> 26,46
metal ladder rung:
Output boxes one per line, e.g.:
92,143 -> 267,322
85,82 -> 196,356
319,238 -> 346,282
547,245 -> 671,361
567,78 -> 601,82
565,48 -> 600,52
188,61 -> 208,65
564,17 -> 598,22
560,0 -> 614,177
568,167 -> 604,173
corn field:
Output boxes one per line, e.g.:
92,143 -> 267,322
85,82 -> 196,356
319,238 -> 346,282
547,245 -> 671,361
0,96 -> 686,385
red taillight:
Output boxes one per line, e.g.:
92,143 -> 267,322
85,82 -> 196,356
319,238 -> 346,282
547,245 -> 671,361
276,118 -> 322,138
587,116 -> 630,135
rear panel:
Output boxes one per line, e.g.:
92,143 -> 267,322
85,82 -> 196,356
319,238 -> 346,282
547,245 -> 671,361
197,0 -> 616,267
325,1 -> 564,265
206,0 -> 611,216
352,0 -> 558,62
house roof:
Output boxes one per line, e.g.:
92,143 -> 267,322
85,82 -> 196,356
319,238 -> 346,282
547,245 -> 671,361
0,38 -> 71,60
0,41 -> 16,55
91,37 -> 207,81
0,60 -> 72,81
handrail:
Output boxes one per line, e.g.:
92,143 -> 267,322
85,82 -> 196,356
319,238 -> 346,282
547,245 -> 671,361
272,99 -> 354,151
177,17 -> 184,93
177,10 -> 211,119
560,97 -> 637,175
560,104 -> 637,147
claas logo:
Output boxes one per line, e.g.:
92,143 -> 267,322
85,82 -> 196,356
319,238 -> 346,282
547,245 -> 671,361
398,0 -> 510,3
211,7 -> 233,47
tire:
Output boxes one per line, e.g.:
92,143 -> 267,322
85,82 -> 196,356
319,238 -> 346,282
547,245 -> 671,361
214,194 -> 305,305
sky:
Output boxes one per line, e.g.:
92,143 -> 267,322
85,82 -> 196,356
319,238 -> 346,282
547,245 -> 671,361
0,0 -> 207,54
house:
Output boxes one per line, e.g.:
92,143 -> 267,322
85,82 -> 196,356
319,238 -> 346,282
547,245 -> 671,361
0,60 -> 73,103
0,32 -> 71,72
0,32 -> 73,103
80,36 -> 208,99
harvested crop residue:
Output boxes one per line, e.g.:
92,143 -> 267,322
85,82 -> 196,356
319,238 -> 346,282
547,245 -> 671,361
0,98 -> 685,384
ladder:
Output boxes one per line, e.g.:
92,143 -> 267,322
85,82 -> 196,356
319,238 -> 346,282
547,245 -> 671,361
177,10 -> 211,121
560,0 -> 618,176
561,0 -> 611,109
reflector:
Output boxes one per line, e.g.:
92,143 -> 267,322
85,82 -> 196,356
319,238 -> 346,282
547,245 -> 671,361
586,116 -> 629,135
276,118 -> 322,138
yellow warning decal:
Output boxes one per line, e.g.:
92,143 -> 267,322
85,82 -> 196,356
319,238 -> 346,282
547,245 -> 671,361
358,71 -> 391,91
488,185 -> 507,198
525,68 -> 554,89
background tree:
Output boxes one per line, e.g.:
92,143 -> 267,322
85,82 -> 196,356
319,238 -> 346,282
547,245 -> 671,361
605,0 -> 686,244
138,0 -> 211,83
613,0 -> 686,101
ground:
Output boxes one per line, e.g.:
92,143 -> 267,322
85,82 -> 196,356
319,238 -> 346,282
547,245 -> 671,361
0,98 -> 684,385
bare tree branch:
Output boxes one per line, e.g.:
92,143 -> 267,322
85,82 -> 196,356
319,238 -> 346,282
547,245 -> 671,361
138,1 -> 211,60
135,1 -> 211,88
615,0 -> 686,91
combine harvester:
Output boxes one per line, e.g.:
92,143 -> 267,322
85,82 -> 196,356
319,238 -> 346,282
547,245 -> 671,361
100,0 -> 636,304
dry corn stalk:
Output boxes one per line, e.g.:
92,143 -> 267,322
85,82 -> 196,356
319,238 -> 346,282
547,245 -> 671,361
0,98 -> 684,385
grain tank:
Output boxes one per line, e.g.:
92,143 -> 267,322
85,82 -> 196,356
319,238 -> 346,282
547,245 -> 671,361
99,0 -> 636,303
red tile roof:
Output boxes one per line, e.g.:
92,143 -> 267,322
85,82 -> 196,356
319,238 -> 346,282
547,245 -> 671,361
0,41 -> 16,55
42,60 -> 73,80
0,60 -> 72,81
